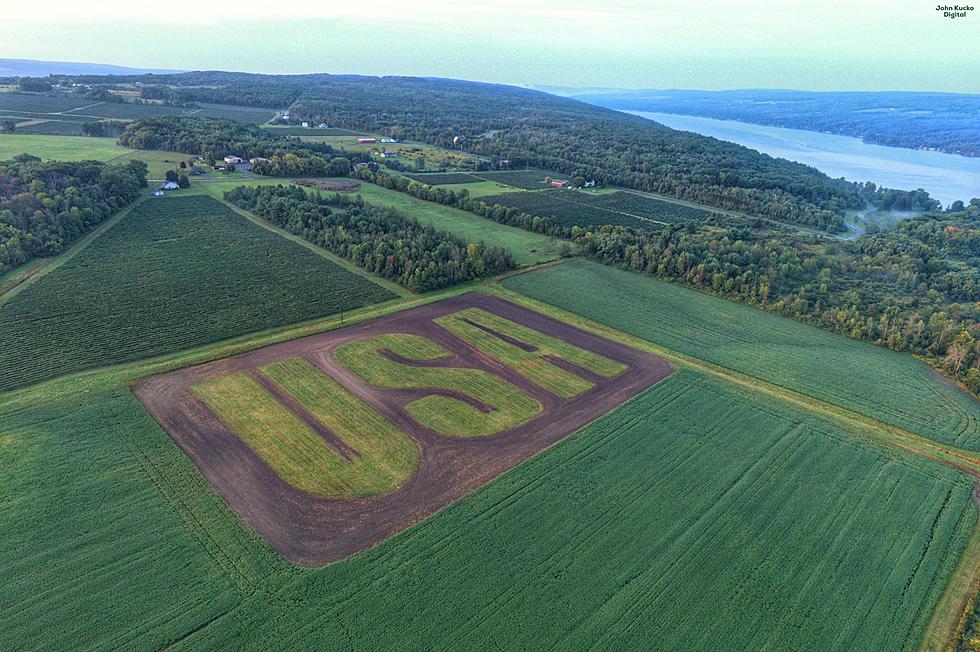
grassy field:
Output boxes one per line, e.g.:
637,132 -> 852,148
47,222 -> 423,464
0,195 -> 396,392
195,359 -> 417,497
2,367 -> 973,650
0,133 -> 192,178
436,307 -> 626,397
503,260 -> 980,450
335,332 -> 542,436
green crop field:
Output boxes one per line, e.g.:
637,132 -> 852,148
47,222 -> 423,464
335,332 -> 542,436
0,92 -> 95,113
0,195 -> 395,392
436,307 -> 626,397
403,172 -> 479,184
504,260 -> 980,450
482,189 -> 712,231
195,359 -> 417,497
560,189 -> 714,223
471,169 -> 565,189
12,119 -> 88,135
2,368 -> 973,650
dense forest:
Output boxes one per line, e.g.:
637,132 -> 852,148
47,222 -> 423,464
0,156 -> 147,274
573,89 -> 980,157
578,203 -> 980,394
225,184 -> 512,291
118,117 -> 361,176
32,71 -> 885,232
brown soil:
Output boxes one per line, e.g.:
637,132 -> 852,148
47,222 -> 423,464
134,293 -> 674,566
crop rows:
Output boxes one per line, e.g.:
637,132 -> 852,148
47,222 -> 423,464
335,332 -> 542,436
504,260 -> 980,450
179,370 -> 975,651
482,189 -> 713,231
0,92 -> 96,113
471,169 -> 564,189
0,194 -> 395,392
403,172 -> 479,185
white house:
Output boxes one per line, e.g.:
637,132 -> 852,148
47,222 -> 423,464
381,137 -> 397,143
301,121 -> 310,128
161,181 -> 179,190
223,155 -> 243,164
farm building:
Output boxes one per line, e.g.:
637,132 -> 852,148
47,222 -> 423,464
161,181 -> 179,190
301,121 -> 309,128
381,137 -> 397,143
223,155 -> 243,164
550,180 -> 569,187
357,137 -> 377,144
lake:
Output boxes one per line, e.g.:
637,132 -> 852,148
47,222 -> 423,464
629,111 -> 980,207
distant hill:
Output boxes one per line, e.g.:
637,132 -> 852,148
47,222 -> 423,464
568,88 -> 980,157
0,58 -> 181,77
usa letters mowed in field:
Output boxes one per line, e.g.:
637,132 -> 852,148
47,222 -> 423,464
135,294 -> 673,565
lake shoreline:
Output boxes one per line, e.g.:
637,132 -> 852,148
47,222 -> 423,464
629,111 -> 980,206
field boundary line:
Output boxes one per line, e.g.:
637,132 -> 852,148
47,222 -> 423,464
0,195 -> 148,308
489,271 -> 980,475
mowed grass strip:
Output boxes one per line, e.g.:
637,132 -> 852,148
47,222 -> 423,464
335,333 -> 541,437
259,357 -> 418,496
0,195 -> 395,392
194,372 -> 374,497
436,307 -> 626,398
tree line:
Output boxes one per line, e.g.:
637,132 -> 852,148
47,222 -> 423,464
225,184 -> 513,291
0,155 -> 148,274
577,204 -> 980,395
354,165 -> 978,394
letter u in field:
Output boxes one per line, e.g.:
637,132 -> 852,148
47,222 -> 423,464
334,332 -> 542,437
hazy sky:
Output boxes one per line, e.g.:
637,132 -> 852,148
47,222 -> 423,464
3,0 -> 977,91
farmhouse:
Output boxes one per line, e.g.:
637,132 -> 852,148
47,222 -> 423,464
301,121 -> 310,128
550,180 -> 569,187
357,137 -> 377,144
223,155 -> 243,164
160,181 -> 179,190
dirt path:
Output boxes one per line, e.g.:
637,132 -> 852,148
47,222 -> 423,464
134,294 -> 673,566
